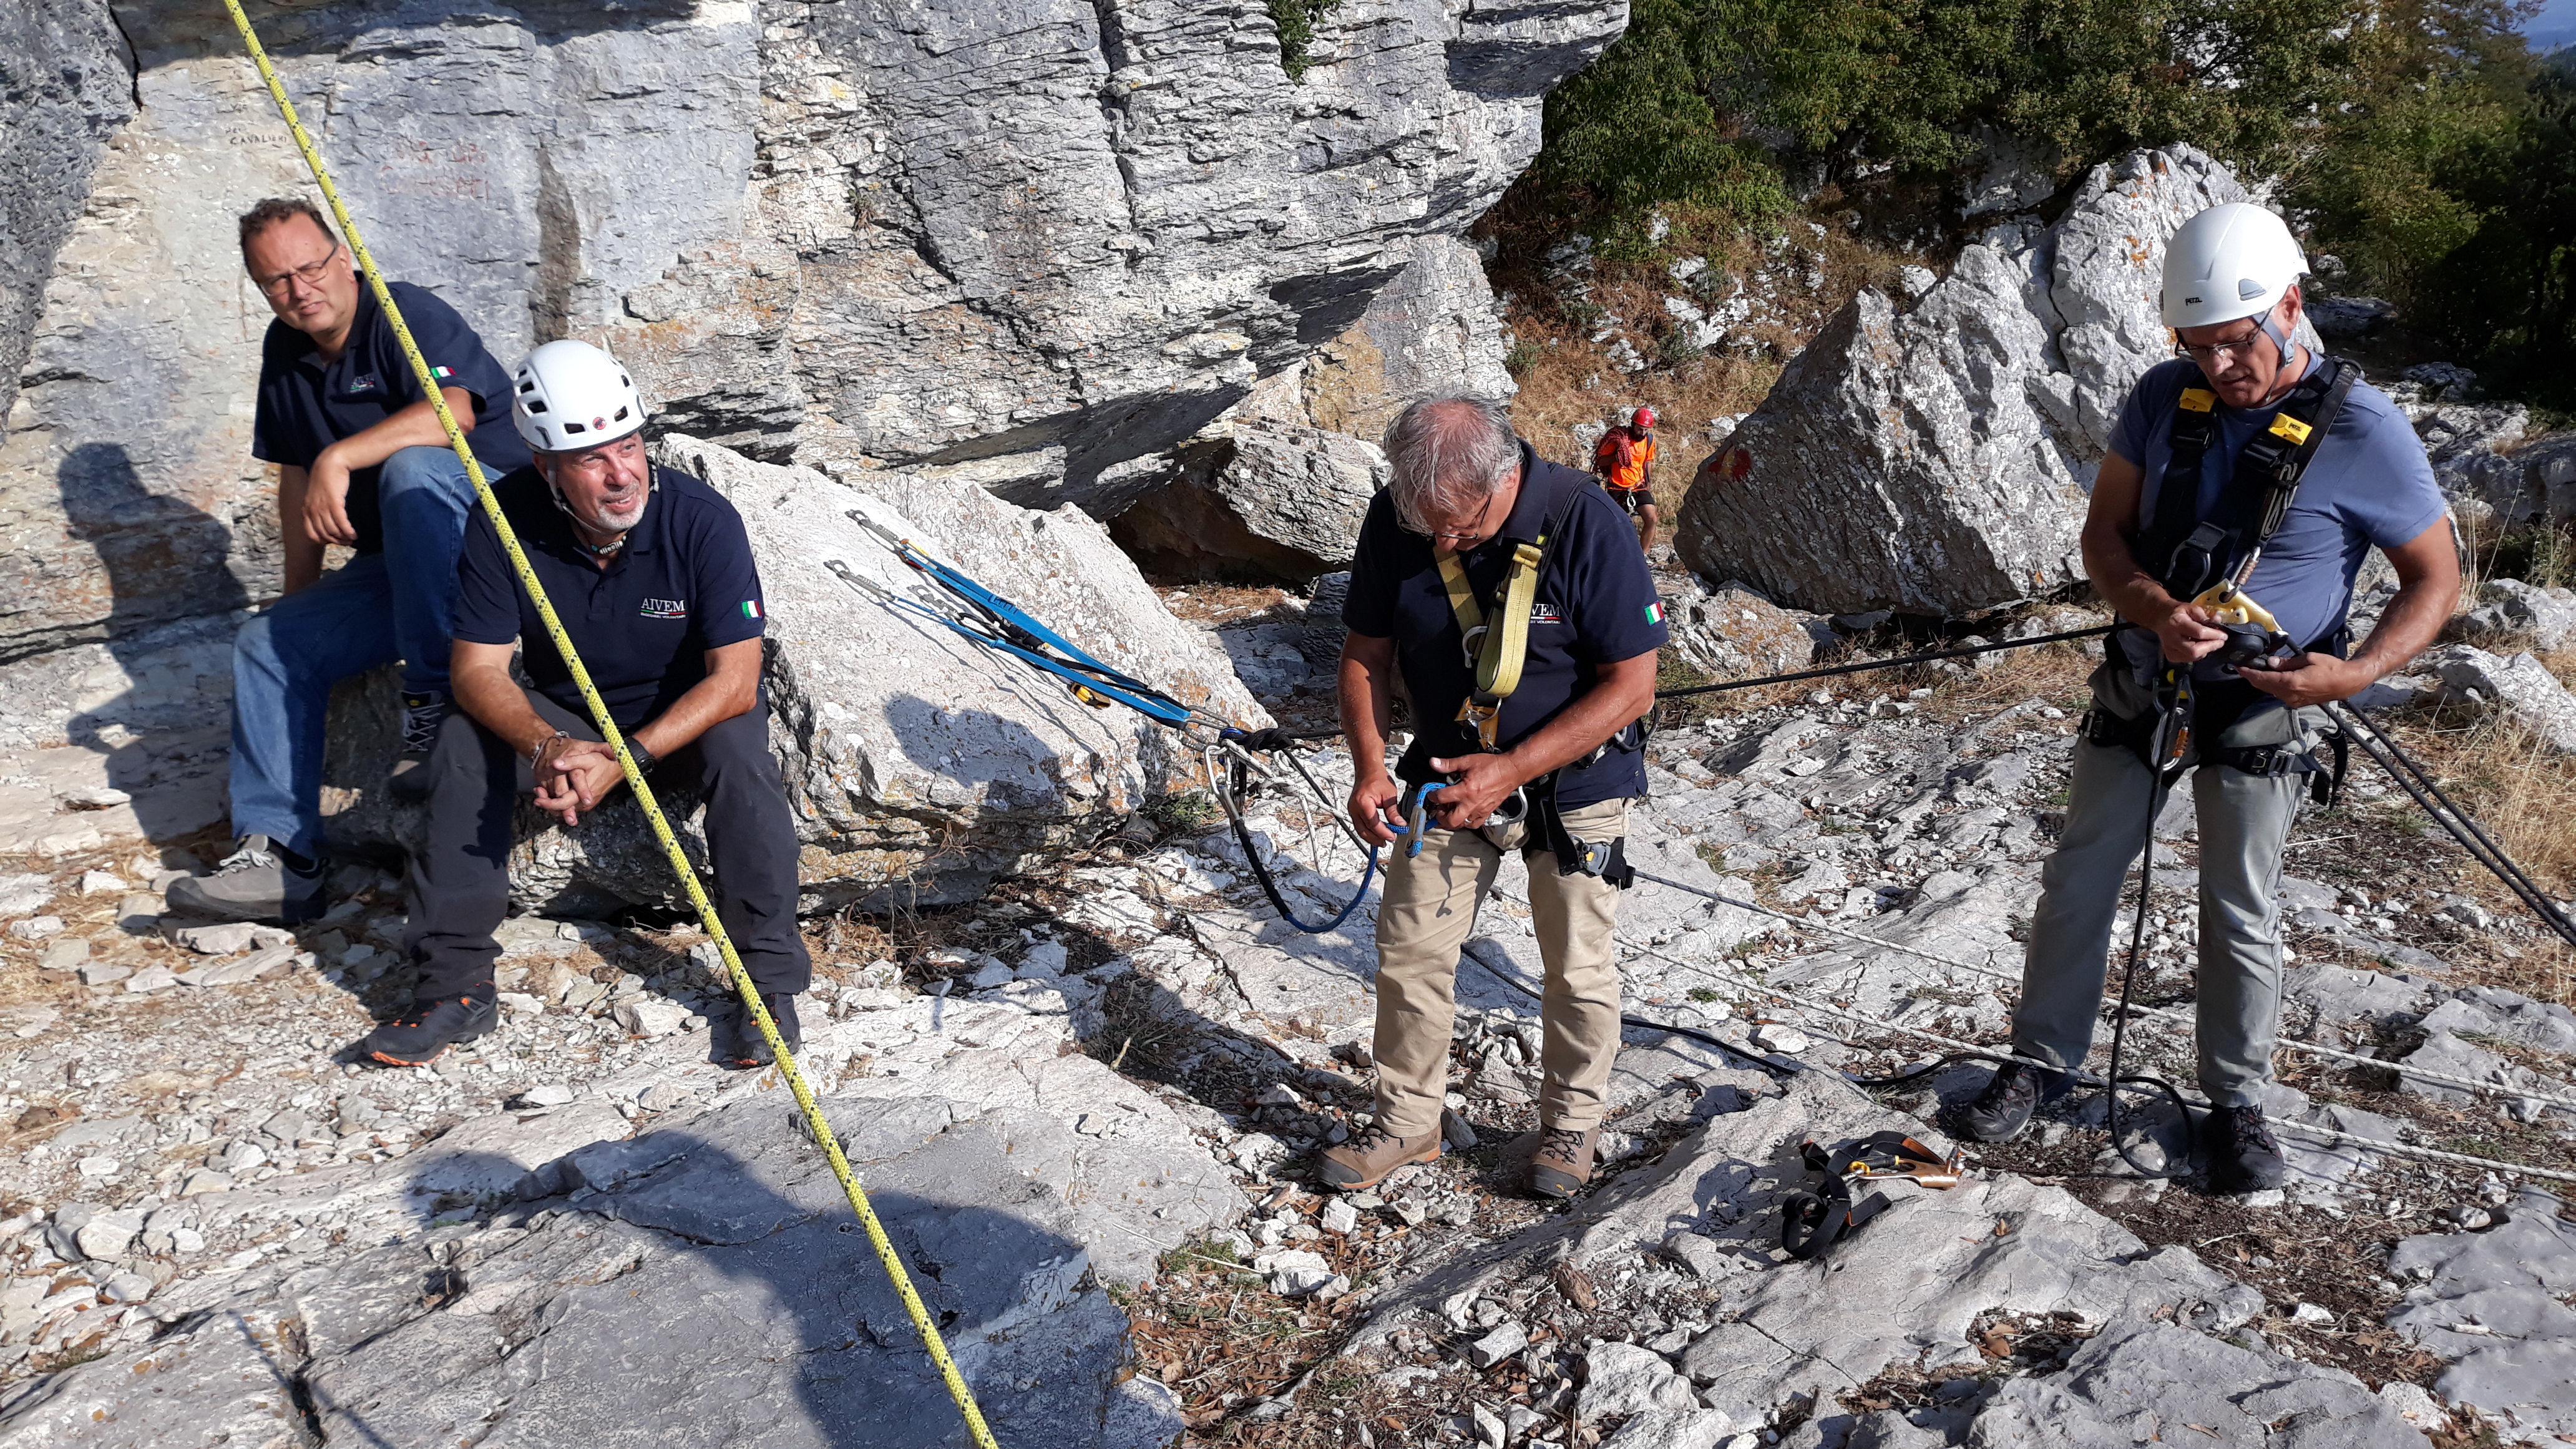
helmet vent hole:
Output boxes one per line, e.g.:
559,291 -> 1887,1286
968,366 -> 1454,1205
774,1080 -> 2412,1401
565,420 -> 587,434
527,399 -> 548,413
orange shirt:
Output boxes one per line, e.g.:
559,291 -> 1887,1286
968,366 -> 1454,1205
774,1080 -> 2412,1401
1594,430 -> 1656,492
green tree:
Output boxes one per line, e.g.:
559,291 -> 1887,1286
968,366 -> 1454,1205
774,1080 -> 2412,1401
1528,0 -> 2349,228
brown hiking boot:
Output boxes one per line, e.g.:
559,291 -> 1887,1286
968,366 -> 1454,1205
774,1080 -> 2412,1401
1316,1121 -> 1440,1191
1528,1125 -> 1599,1199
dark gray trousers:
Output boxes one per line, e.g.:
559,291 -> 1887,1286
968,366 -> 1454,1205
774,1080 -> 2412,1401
405,688 -> 812,1002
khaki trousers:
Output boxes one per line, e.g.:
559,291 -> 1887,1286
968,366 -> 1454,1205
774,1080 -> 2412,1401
1370,798 -> 1631,1138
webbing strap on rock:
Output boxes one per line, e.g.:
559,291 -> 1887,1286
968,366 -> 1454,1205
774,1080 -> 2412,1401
216,5 -> 1002,1443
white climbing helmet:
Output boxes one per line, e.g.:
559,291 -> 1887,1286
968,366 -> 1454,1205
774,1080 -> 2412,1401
510,339 -> 646,454
2160,203 -> 2308,332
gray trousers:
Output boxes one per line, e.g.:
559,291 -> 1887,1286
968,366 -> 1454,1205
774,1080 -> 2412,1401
2010,663 -> 2326,1106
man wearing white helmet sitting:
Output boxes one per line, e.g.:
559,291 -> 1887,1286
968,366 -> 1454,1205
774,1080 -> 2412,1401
359,339 -> 809,1066
1955,203 -> 2458,1193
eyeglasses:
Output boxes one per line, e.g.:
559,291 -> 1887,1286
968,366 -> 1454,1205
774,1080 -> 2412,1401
1414,489 -> 1503,545
251,242 -> 342,299
2173,324 -> 2269,366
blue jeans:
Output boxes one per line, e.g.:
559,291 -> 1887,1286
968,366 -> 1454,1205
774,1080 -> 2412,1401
229,446 -> 479,858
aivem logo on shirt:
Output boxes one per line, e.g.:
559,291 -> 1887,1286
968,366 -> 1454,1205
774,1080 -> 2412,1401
1530,602 -> 1563,625
639,598 -> 687,619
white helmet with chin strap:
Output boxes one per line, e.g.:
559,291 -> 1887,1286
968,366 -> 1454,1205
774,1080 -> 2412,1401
2161,203 -> 2308,360
511,339 -> 646,454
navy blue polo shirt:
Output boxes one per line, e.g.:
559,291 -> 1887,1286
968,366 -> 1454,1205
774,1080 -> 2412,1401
1343,441 -> 1669,809
251,281 -> 530,554
451,465 -> 769,729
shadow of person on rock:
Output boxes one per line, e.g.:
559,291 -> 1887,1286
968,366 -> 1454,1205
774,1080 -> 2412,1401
56,441 -> 252,850
290,1105 -> 1178,1447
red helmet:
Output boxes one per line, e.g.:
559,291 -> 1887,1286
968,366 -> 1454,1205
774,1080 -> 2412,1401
1632,407 -> 1657,429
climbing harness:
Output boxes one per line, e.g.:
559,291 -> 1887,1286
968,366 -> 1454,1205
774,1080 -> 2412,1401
1780,1131 -> 1964,1262
217,7 -> 1000,1444
1430,470 -> 1575,751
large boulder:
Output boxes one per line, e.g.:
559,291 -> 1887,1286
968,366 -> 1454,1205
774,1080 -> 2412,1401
326,435 -> 1267,913
1674,145 -> 2313,617
1109,417 -> 1388,580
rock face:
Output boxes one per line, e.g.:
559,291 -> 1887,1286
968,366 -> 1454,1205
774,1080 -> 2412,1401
1299,232 -> 1519,442
1674,146 -> 2316,617
326,434 -> 1266,913
0,0 -> 132,432
0,0 -> 1614,862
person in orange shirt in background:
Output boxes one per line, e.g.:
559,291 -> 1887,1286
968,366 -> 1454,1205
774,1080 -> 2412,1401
1591,406 -> 1658,554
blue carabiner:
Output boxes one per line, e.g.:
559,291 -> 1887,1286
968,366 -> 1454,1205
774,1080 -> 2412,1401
1397,781 -> 1447,857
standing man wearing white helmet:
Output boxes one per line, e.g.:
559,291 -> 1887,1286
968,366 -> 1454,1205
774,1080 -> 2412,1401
360,339 -> 809,1066
167,198 -> 531,925
1956,203 -> 2457,1192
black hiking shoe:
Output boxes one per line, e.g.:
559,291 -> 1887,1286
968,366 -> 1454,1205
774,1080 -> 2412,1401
163,835 -> 326,925
1956,1061 -> 2047,1143
388,691 -> 447,803
361,995 -> 498,1066
717,993 -> 801,1069
2203,1105 -> 2288,1194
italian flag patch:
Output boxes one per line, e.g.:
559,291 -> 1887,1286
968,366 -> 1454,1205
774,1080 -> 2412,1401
741,600 -> 763,620
431,364 -> 454,380
1644,600 -> 1666,626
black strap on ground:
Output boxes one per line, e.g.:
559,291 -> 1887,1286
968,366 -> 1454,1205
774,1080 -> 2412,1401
1652,625 -> 2116,701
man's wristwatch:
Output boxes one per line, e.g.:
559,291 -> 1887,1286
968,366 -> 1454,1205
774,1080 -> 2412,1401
625,739 -> 658,774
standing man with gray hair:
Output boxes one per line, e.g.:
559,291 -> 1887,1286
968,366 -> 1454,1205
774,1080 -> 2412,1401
1320,396 -> 1667,1199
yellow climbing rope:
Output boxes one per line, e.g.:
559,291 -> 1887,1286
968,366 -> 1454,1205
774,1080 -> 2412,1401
216,5 -> 1002,1443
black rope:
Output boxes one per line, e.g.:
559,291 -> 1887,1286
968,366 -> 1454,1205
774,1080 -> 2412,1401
1215,751 -> 1377,935
2103,763 -> 2198,1179
1652,625 -> 2116,700
1455,946 -> 1795,1076
2331,702 -> 2576,947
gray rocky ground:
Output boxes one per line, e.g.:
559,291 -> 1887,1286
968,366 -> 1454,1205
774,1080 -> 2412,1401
2,598 -> 2572,1447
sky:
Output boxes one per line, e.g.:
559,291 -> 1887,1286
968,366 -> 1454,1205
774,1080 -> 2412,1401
2530,0 -> 2576,50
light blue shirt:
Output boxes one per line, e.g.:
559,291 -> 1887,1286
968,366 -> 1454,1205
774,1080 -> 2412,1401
2112,354 -> 2447,660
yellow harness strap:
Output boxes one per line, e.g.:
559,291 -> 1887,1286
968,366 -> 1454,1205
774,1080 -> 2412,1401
1435,537 -> 1548,750
217,5 -> 1000,1446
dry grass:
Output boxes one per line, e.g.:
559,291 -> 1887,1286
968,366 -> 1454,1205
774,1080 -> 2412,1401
1476,193 -> 1928,473
2359,676 -> 2576,1008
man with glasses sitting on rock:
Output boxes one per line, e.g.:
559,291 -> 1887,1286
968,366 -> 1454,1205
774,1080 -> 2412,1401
165,198 -> 529,925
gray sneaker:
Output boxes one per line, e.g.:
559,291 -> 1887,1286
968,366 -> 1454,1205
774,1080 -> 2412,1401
163,835 -> 325,925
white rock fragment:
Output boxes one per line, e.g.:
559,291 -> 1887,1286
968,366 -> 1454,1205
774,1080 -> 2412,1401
612,998 -> 689,1038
